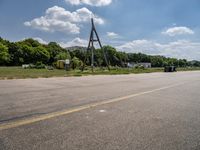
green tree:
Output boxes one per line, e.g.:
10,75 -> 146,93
32,46 -> 50,64
178,59 -> 187,67
6,42 -> 23,65
0,43 -> 10,65
22,38 -> 41,47
103,46 -> 119,66
55,52 -> 71,61
150,56 -> 164,67
18,44 -> 34,64
94,49 -> 104,66
70,49 -> 85,62
116,51 -> 128,67
47,42 -> 68,64
71,57 -> 83,69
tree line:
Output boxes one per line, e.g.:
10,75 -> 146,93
0,37 -> 200,68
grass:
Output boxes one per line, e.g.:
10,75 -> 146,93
177,67 -> 200,71
0,66 -> 200,80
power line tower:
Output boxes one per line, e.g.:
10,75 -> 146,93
82,18 -> 110,72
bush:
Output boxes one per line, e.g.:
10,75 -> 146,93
138,65 -> 145,69
35,61 -> 46,69
135,65 -> 145,69
71,57 -> 83,70
46,66 -> 54,70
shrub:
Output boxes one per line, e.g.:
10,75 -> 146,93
71,57 -> 83,70
35,61 -> 46,69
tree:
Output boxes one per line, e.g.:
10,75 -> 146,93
116,51 -> 128,67
47,42 -> 68,64
71,57 -> 83,69
70,49 -> 85,62
55,52 -> 71,61
0,43 -> 10,65
178,59 -> 187,67
22,38 -> 41,47
103,46 -> 119,66
94,49 -> 104,66
150,56 -> 164,67
6,42 -> 23,65
0,37 -> 196,68
32,46 -> 50,64
18,44 -> 34,64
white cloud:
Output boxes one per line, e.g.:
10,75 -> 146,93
117,40 -> 162,55
117,39 -> 200,60
24,6 -> 104,34
65,0 -> 112,7
162,26 -> 194,36
107,32 -> 119,39
33,37 -> 48,44
59,38 -> 88,48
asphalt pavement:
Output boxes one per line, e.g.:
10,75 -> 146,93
0,71 -> 200,150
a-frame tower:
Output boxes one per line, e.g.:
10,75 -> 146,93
82,18 -> 110,72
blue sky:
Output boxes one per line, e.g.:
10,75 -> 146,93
0,0 -> 200,60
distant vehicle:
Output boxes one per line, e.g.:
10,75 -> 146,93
164,66 -> 176,72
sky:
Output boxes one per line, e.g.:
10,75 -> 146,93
0,0 -> 200,60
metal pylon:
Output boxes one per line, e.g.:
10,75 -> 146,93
82,18 -> 110,72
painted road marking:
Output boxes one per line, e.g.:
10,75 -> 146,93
0,83 -> 184,131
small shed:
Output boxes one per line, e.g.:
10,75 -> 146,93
56,60 -> 65,69
56,59 -> 70,70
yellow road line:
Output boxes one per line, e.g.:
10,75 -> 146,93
0,83 -> 183,131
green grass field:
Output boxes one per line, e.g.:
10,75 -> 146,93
0,67 -> 199,80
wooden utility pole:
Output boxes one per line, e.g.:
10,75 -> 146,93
82,18 -> 110,72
